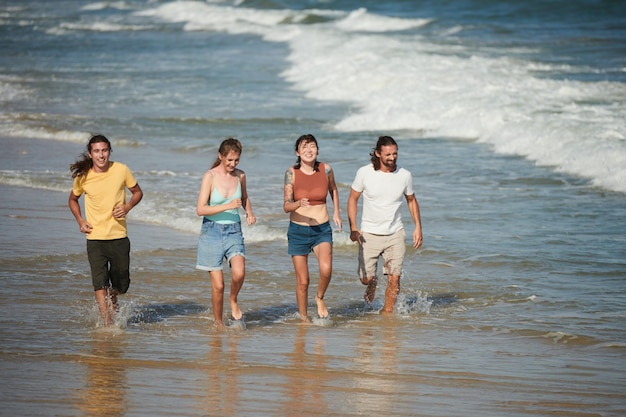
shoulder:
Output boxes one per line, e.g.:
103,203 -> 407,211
397,166 -> 412,177
284,166 -> 296,183
320,162 -> 332,174
110,161 -> 129,171
109,161 -> 134,178
357,164 -> 375,175
73,173 -> 86,186
202,169 -> 215,182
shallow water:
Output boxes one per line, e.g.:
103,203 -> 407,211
1,180 -> 625,416
1,0 -> 626,415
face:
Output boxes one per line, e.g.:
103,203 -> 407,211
219,150 -> 241,172
296,140 -> 318,163
376,144 -> 398,171
88,141 -> 111,173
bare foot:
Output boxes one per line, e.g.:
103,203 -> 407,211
363,277 -> 378,303
230,301 -> 243,321
315,294 -> 329,319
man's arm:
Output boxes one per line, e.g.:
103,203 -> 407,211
347,188 -> 362,243
405,193 -> 423,249
113,183 -> 143,219
69,191 -> 92,234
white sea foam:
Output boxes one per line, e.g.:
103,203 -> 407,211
82,2 -> 134,11
282,31 -> 626,192
0,121 -> 144,147
0,170 -> 70,192
335,7 -> 431,32
141,1 -> 626,193
48,21 -> 152,35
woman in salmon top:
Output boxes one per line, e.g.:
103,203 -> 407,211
283,134 -> 342,322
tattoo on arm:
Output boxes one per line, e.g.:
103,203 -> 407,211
284,184 -> 294,203
284,169 -> 294,186
284,169 -> 295,203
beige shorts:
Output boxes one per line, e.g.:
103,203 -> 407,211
357,229 -> 406,279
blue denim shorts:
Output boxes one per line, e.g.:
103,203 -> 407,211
196,218 -> 245,271
287,221 -> 333,256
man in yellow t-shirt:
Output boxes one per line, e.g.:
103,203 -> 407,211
69,135 -> 143,326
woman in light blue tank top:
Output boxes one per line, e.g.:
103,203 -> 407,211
195,138 -> 256,329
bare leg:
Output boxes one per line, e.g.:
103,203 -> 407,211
361,276 -> 378,304
108,287 -> 119,312
229,256 -> 245,320
94,288 -> 113,326
312,242 -> 332,318
209,270 -> 226,328
292,254 -> 311,322
381,274 -> 400,314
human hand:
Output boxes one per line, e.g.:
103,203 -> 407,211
334,214 -> 342,232
413,229 -> 423,249
80,222 -> 93,234
246,212 -> 256,225
349,230 -> 363,244
112,204 -> 127,219
230,198 -> 243,210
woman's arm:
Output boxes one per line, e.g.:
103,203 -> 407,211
326,164 -> 342,231
283,167 -> 307,213
240,170 -> 256,225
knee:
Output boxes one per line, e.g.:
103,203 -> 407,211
296,280 -> 309,292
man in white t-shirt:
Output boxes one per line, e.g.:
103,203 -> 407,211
347,136 -> 423,313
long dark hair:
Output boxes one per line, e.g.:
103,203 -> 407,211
370,135 -> 397,171
69,134 -> 111,178
293,134 -> 320,172
211,138 -> 243,168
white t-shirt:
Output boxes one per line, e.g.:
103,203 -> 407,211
351,164 -> 414,235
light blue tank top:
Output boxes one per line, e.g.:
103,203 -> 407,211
206,175 -> 242,224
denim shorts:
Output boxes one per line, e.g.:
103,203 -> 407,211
287,221 -> 333,256
196,218 -> 245,271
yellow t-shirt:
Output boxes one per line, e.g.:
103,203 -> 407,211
72,161 -> 137,240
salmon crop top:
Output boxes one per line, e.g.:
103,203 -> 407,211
293,163 -> 328,206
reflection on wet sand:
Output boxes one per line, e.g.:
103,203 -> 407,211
350,320 -> 402,415
76,332 -> 128,417
202,334 -> 240,416
280,325 -> 329,417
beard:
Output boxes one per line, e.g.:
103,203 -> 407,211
381,159 -> 397,171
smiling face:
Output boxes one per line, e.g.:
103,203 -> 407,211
88,141 -> 111,173
219,150 -> 241,173
376,144 -> 398,172
296,139 -> 318,164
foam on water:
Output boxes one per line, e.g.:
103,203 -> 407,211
140,1 -> 626,194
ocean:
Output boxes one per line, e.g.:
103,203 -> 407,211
1,0 -> 625,416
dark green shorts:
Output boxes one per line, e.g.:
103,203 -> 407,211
86,237 -> 131,293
